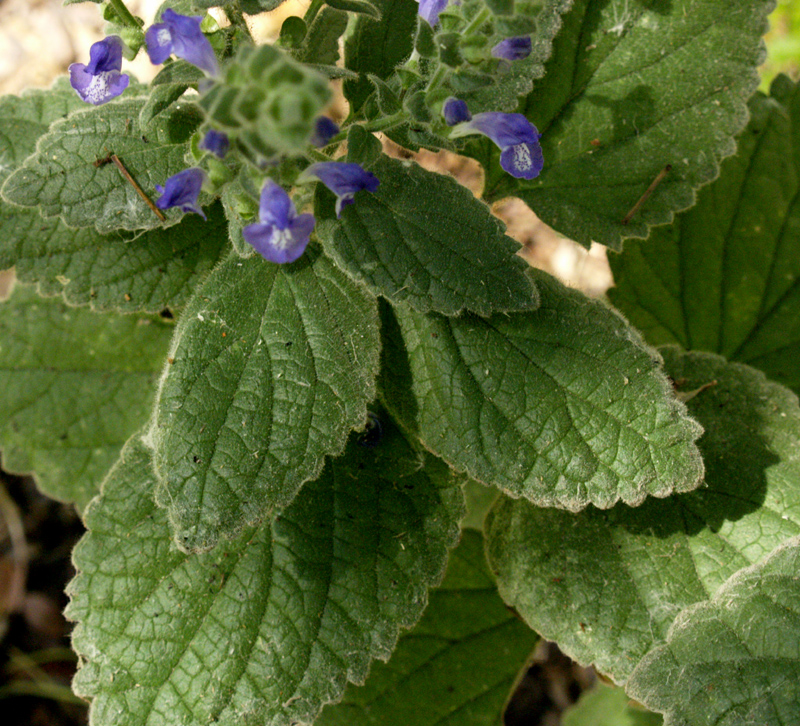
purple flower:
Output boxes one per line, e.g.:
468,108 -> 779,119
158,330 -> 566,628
155,168 -> 207,219
69,36 -> 130,106
310,117 -> 340,148
302,162 -> 380,218
447,101 -> 543,180
146,9 -> 219,76
443,97 -> 472,126
418,0 -> 449,26
491,36 -> 532,61
199,129 -> 230,158
242,181 -> 315,264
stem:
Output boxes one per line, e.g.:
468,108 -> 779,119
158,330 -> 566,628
361,111 -> 407,133
225,6 -> 254,40
304,0 -> 326,25
107,0 -> 141,29
463,7 -> 491,36
426,64 -> 448,94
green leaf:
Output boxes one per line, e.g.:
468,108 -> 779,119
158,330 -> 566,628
151,248 -> 382,552
609,76 -> 800,395
563,683 -> 662,726
627,535 -> 800,726
317,529 -> 538,726
454,0 -> 572,114
293,7 -> 348,65
462,479 -> 500,531
380,269 -> 704,512
0,78 -> 87,184
239,0 -> 290,11
485,348 -> 800,683
344,0 -> 419,112
0,201 -> 228,314
501,0 -> 774,250
67,421 -> 464,726
315,147 -> 540,316
0,285 -> 172,509
327,0 -> 381,18
1,98 -> 202,233
139,61 -> 205,130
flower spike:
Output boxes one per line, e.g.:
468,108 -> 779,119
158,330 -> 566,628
446,100 -> 544,180
69,36 -> 130,106
146,9 -> 219,76
492,36 -> 532,61
302,162 -> 380,218
243,181 -> 315,264
155,168 -> 207,219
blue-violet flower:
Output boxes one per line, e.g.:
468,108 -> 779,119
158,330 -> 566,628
443,97 -> 472,126
417,0 -> 449,27
446,100 -> 544,180
146,9 -> 219,76
199,129 -> 230,158
491,36 -> 532,61
155,168 -> 207,219
69,36 -> 130,106
242,180 -> 315,264
310,117 -> 340,148
302,162 -> 380,218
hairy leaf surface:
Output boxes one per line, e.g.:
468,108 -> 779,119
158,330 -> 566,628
455,0 -> 573,114
343,0 -> 418,111
609,76 -> 800,394
0,202 -> 228,314
380,270 -> 703,511
0,78 -> 86,184
68,423 -> 464,726
627,536 -> 800,726
317,529 -> 537,726
2,98 -> 202,232
316,151 -> 539,316
0,285 -> 172,509
498,0 -> 773,250
563,683 -> 662,726
151,249 -> 381,552
486,349 -> 800,683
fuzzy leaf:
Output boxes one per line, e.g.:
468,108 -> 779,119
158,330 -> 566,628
343,0 -> 419,112
609,76 -> 800,395
317,529 -> 537,726
67,422 -> 464,726
497,0 -> 774,250
2,98 -> 202,232
0,285 -> 172,509
293,7 -> 348,66
315,150 -> 539,316
0,78 -> 87,184
455,0 -> 572,114
485,349 -> 800,683
627,536 -> 800,726
563,683 -> 662,726
0,201 -> 228,314
380,269 -> 704,512
140,61 -> 205,130
151,248 -> 382,552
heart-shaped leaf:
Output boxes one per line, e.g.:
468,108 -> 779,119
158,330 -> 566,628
151,248 -> 381,551
67,419 -> 464,726
485,348 -> 800,683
